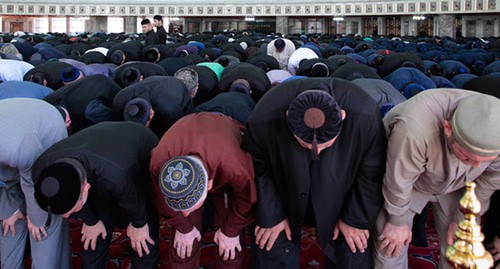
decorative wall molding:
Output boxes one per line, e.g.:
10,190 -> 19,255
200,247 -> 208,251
1,1 -> 498,16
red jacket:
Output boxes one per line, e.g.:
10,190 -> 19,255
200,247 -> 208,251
150,112 -> 256,237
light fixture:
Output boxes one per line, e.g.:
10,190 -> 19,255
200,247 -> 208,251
333,17 -> 344,21
412,15 -> 426,20
245,16 -> 255,21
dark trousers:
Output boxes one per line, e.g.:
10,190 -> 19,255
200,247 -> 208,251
250,228 -> 373,269
82,204 -> 159,269
168,194 -> 244,269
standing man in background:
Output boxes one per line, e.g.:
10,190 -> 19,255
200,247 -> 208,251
153,15 -> 167,45
142,19 -> 159,47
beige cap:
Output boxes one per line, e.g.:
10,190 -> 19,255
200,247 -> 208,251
451,94 -> 500,157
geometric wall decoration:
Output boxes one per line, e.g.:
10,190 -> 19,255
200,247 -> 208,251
477,0 -> 484,10
488,0 -> 496,10
409,3 -> 415,12
387,3 -> 393,13
0,1 -> 498,17
441,1 -> 449,11
430,2 -> 437,11
420,2 -> 426,12
397,3 -> 404,12
366,4 -> 373,13
355,4 -> 361,13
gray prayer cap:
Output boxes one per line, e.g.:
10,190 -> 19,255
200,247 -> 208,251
451,94 -> 500,157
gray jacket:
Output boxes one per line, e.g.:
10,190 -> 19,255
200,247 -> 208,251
0,98 -> 67,226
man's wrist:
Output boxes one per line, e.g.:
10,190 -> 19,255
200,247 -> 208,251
9,209 -> 20,218
387,213 -> 408,227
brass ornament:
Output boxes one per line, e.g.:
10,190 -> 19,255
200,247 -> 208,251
446,182 -> 493,269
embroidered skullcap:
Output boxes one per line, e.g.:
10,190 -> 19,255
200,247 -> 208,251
34,158 -> 85,215
174,67 -> 199,94
451,94 -> 500,157
123,97 -> 151,125
159,156 -> 208,211
287,90 -> 343,159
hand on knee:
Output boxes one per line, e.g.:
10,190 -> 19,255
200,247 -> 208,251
377,222 -> 411,258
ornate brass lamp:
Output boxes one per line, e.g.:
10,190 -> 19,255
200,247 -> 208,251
446,182 -> 494,269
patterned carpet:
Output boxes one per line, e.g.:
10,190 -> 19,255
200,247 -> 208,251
24,212 -> 440,269
408,210 -> 440,269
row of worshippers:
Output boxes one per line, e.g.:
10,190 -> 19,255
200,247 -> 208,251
1,75 -> 500,269
1,31 -> 499,104
1,31 -> 500,268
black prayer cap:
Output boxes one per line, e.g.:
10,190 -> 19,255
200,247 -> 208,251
111,49 -> 126,65
141,19 -> 151,25
145,47 -> 161,63
123,97 -> 151,125
34,158 -> 85,215
153,15 -> 163,21
60,66 -> 81,83
120,67 -> 141,87
310,62 -> 330,77
229,79 -> 251,95
287,90 -> 343,145
274,38 -> 286,50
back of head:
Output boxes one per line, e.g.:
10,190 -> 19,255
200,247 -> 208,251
159,156 -> 208,211
174,67 -> 199,96
120,66 -> 142,87
255,61 -> 270,72
472,60 -> 486,74
345,72 -> 364,81
123,97 -> 151,125
27,72 -> 46,85
34,158 -> 85,215
429,64 -> 444,76
310,62 -> 330,77
229,79 -> 251,95
60,66 -> 82,83
287,90 -> 343,144
451,94 -> 500,157
111,49 -> 126,65
402,83 -> 426,99
274,38 -> 286,50
287,90 -> 343,160
145,47 -> 161,63
401,61 -> 417,69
